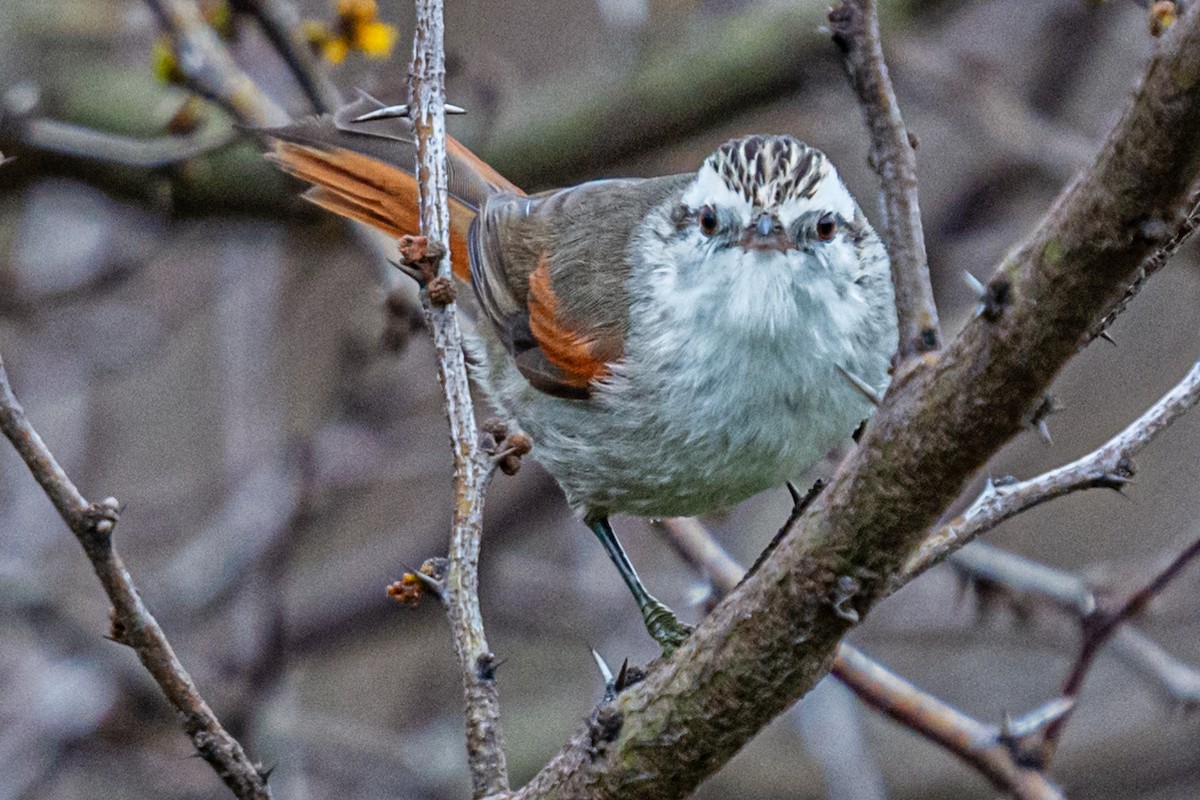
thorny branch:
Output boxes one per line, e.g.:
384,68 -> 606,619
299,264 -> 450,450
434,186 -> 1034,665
829,0 -> 940,358
0,354 -> 272,800
407,0 -> 509,795
904,358 -> 1200,584
951,542 -> 1200,711
1039,534 -> 1200,763
657,519 -> 1062,800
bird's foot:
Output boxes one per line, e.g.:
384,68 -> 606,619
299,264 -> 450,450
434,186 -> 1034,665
642,600 -> 693,656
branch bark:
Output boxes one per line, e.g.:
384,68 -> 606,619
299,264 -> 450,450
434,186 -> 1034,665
497,7 -> 1200,798
829,0 -> 940,358
0,355 -> 271,800
408,1 -> 509,795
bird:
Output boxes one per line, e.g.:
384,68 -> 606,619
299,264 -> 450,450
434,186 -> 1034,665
264,97 -> 898,654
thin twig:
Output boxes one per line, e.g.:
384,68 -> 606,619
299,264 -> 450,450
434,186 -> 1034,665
828,0 -> 940,358
408,0 -> 509,795
143,0 -> 289,127
1088,184 -> 1200,343
950,541 -> 1200,712
655,518 -> 1060,799
903,358 -> 1200,584
235,0 -> 343,114
1039,533 -> 1200,763
831,648 -> 1064,800
0,355 -> 271,800
16,115 -> 238,168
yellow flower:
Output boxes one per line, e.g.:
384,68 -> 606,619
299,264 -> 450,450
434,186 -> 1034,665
303,0 -> 398,64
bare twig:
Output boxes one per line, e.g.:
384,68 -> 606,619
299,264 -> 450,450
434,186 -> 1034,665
234,0 -> 343,114
408,0 -> 509,795
15,115 -> 238,168
950,542 -> 1200,711
831,648 -> 1064,800
1039,533 -> 1200,762
1088,184 -> 1200,344
904,358 -> 1200,583
144,0 -> 289,127
0,355 -> 271,800
656,518 -> 1060,799
828,0 -> 940,358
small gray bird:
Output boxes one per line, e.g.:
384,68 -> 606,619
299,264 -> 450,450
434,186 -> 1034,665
266,99 -> 897,653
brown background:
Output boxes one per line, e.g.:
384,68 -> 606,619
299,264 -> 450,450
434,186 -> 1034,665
2,0 -> 1199,798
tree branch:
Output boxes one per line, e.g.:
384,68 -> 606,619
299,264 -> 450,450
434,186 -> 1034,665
234,0 -> 344,114
499,7 -> 1200,797
0,354 -> 271,799
656,518 -> 1062,799
829,0 -> 940,358
143,0 -> 289,127
408,0 -> 509,795
830,647 -> 1064,800
1040,533 -> 1200,763
904,357 -> 1200,584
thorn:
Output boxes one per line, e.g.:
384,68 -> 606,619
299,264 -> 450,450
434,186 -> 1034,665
832,575 -> 862,623
963,270 -> 985,298
835,364 -> 882,407
591,648 -> 615,686
351,101 -> 466,123
1000,696 -> 1075,741
403,562 -> 444,592
476,653 -> 499,681
786,481 -> 802,506
789,478 -> 827,517
257,763 -> 277,784
1028,392 -> 1062,445
613,658 -> 644,692
1099,330 -> 1117,346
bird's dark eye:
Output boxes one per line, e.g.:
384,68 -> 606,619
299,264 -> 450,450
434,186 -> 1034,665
815,213 -> 838,242
698,205 -> 720,236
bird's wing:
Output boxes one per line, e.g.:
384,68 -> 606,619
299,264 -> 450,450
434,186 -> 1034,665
469,175 -> 689,398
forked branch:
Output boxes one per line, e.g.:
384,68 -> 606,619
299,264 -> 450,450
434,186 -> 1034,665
0,356 -> 271,799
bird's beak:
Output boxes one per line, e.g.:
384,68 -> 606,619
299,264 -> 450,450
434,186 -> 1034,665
739,214 -> 791,253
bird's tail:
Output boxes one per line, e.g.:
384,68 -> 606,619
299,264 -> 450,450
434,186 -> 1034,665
264,97 -> 522,281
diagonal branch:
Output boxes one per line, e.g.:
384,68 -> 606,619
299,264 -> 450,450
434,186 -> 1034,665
234,0 -> 343,114
829,0 -> 940,358
904,357 -> 1200,584
1039,532 -> 1200,763
408,0 -> 509,795
656,518 -> 1062,799
144,0 -> 289,127
0,354 -> 271,800
498,7 -> 1200,798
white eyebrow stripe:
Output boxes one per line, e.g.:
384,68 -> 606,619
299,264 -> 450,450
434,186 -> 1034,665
780,165 -> 855,222
681,163 -> 752,218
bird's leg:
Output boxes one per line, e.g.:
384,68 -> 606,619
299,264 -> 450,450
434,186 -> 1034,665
587,516 -> 692,655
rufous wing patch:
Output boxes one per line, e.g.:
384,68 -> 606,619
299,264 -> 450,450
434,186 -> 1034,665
524,257 -> 622,397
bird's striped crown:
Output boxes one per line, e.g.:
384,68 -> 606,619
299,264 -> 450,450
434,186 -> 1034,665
706,135 -> 829,212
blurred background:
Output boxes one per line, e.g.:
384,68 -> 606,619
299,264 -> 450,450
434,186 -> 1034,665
2,0 -> 1200,797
